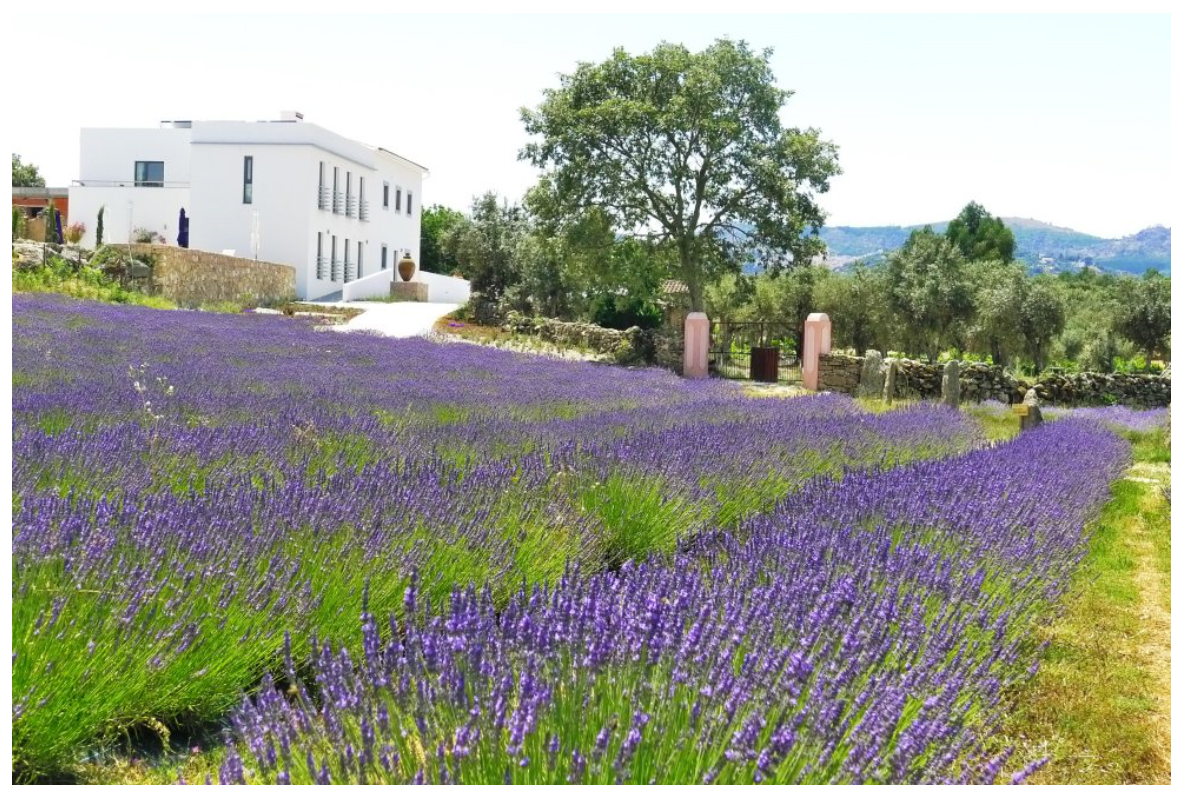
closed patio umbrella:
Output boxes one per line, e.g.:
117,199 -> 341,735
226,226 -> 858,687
178,208 -> 189,248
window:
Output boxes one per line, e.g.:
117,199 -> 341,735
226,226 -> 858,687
134,161 -> 164,187
381,244 -> 388,270
383,182 -> 389,209
333,167 -> 340,214
242,156 -> 253,204
407,191 -> 413,216
357,242 -> 364,279
331,235 -> 339,281
318,161 -> 327,209
345,238 -> 351,280
395,187 -> 402,213
316,232 -> 325,279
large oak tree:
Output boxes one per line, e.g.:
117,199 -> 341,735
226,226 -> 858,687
519,38 -> 840,312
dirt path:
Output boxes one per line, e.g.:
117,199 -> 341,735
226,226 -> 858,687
1124,462 -> 1171,782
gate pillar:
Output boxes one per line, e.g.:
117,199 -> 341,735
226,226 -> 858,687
801,312 -> 832,391
684,312 -> 710,378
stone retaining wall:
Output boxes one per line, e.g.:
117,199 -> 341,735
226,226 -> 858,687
501,311 -> 683,369
816,353 -> 861,393
818,351 -> 1170,408
130,245 -> 296,305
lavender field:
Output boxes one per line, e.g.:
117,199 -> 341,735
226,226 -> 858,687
11,295 -> 1137,783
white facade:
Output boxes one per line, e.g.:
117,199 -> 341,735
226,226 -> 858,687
69,114 -> 428,301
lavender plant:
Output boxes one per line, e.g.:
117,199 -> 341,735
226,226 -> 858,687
10,295 -> 1126,783
215,421 -> 1128,784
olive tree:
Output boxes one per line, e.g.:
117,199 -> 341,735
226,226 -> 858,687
1114,272 -> 1171,364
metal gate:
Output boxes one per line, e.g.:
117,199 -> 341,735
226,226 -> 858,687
709,319 -> 802,383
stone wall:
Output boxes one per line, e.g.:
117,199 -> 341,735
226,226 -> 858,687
817,351 -> 1170,408
129,245 -> 296,305
816,353 -> 862,393
502,312 -> 660,365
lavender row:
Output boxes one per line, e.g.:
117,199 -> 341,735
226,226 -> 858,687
12,296 -> 982,778
217,419 -> 1128,784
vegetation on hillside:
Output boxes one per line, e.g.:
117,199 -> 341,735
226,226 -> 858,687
820,217 -> 1170,275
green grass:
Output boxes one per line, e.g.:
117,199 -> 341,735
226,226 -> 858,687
1002,428 -> 1170,784
961,404 -> 1020,442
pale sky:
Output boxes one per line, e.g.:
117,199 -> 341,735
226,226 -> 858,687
7,13 -> 1171,238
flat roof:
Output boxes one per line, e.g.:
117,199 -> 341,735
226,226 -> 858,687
12,187 -> 69,198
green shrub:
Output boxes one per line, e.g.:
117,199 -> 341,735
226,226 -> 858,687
96,206 -> 104,247
589,293 -> 662,331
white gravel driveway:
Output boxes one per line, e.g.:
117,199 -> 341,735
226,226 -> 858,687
312,301 -> 461,339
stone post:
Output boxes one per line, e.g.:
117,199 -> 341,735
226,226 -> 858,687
882,360 -> 898,404
941,360 -> 961,408
802,313 -> 832,391
857,350 -> 884,399
683,312 -> 710,379
1017,387 -> 1044,432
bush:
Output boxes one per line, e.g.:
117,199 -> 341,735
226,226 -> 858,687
13,206 -> 27,240
132,228 -> 163,244
64,222 -> 86,244
589,294 -> 662,331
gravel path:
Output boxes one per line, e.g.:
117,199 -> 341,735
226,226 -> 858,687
308,301 -> 460,338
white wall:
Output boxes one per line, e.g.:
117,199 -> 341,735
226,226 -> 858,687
189,141 -> 320,297
79,127 -> 192,184
417,271 -> 471,304
68,186 -> 191,248
341,269 -> 395,301
71,125 -> 194,249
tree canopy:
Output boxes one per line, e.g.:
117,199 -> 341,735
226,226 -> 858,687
420,204 -> 465,275
884,228 -> 975,361
12,154 -> 45,188
945,202 -> 1015,263
1114,272 -> 1171,361
519,38 -> 840,311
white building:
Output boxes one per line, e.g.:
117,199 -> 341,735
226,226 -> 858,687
69,112 -> 439,301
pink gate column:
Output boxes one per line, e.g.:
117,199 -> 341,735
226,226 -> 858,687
801,312 -> 832,391
683,312 -> 710,378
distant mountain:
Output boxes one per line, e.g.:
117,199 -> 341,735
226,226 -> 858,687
819,219 -> 1170,275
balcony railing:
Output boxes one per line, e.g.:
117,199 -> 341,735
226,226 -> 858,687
332,191 -> 343,215
318,186 -> 330,211
71,179 -> 190,188
359,199 -> 370,222
316,255 -> 329,280
346,195 -> 357,218
344,259 -> 356,282
331,258 -> 343,282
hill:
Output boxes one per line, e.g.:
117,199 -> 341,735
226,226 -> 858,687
820,219 -> 1170,275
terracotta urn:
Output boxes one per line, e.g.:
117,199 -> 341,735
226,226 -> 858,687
397,252 -> 416,282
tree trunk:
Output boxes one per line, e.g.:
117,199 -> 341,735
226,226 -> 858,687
679,239 -> 704,313
990,337 -> 1004,367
